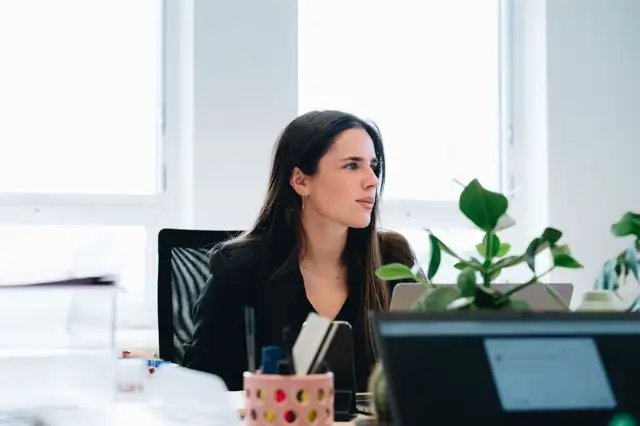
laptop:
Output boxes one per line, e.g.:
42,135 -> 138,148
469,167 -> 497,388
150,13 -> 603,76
371,311 -> 640,426
390,282 -> 574,311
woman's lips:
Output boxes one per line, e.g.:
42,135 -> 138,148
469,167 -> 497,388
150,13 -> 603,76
356,198 -> 375,209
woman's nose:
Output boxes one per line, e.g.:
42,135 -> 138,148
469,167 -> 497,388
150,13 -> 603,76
363,167 -> 379,189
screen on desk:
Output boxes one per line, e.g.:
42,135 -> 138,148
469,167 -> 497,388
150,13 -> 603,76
375,316 -> 640,426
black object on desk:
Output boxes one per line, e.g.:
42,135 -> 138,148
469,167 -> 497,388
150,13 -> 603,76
314,321 -> 359,422
372,311 -> 640,426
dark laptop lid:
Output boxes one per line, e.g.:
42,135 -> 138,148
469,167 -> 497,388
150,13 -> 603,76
372,312 -> 640,426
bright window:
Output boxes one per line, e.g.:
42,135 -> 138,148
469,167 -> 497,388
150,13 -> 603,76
0,1 -> 168,306
0,1 -> 162,195
298,0 -> 509,278
298,0 -> 504,201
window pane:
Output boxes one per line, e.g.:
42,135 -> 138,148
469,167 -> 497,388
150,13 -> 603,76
298,1 -> 502,200
0,225 -> 147,299
0,1 -> 162,195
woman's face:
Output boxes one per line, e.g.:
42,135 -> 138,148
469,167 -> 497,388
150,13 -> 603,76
297,128 -> 380,229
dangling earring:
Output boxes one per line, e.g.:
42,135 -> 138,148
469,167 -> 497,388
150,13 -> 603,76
301,194 -> 306,210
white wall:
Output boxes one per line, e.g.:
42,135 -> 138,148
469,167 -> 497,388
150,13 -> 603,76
547,0 -> 640,303
173,0 -> 298,231
172,0 -> 640,307
544,0 -> 640,304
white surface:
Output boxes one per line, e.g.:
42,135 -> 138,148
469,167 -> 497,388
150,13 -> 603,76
146,363 -> 241,426
0,351 -> 117,426
0,353 -> 240,426
485,338 -> 616,411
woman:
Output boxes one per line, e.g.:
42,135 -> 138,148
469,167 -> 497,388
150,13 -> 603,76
181,110 -> 419,391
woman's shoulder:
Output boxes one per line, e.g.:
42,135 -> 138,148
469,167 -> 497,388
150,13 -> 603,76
376,229 -> 416,266
208,236 -> 266,274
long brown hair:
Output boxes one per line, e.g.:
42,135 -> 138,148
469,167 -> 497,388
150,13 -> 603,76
231,110 -> 390,348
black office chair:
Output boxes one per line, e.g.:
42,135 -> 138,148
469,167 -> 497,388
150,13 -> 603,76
157,228 -> 242,363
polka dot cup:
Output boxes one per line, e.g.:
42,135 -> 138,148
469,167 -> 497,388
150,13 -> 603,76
243,371 -> 334,425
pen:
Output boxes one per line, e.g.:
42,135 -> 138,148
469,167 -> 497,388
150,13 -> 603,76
277,326 -> 294,375
147,359 -> 172,367
260,346 -> 283,374
245,306 -> 256,372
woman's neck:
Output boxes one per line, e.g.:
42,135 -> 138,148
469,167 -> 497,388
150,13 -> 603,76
299,210 -> 348,272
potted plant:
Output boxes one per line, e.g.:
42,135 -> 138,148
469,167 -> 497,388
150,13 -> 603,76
591,212 -> 640,311
368,179 -> 583,423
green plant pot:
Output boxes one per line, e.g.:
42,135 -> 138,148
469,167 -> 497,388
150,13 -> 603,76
368,362 -> 392,422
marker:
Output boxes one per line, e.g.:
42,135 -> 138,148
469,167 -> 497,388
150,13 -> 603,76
147,359 -> 172,367
260,346 -> 283,374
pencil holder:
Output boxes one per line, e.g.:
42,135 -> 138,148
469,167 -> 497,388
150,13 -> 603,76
243,372 -> 334,426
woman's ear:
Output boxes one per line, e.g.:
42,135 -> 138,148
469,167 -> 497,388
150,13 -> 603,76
290,167 -> 309,196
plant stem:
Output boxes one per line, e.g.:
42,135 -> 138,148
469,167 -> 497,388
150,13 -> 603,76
504,266 -> 554,296
483,231 -> 493,287
543,284 -> 571,310
485,231 -> 493,261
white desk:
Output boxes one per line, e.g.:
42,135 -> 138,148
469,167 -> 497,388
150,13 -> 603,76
115,402 -> 366,425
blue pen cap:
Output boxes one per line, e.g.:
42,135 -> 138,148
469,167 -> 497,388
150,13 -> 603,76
147,359 -> 171,367
260,346 -> 283,374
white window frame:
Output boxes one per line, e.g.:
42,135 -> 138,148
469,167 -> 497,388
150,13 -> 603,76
378,0 -> 514,235
0,0 -> 182,329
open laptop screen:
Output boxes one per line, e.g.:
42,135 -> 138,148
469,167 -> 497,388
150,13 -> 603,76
373,312 -> 640,426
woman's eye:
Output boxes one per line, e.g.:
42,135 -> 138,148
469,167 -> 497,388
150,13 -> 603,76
345,162 -> 358,170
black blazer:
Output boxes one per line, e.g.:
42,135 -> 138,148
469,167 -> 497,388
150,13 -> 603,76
181,232 -> 414,391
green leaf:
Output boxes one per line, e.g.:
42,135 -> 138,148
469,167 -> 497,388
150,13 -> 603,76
628,295 -> 640,312
524,232 -> 556,273
458,179 -> 509,232
499,299 -> 531,310
490,255 -> 525,273
551,244 -> 571,257
490,268 -> 502,281
625,243 -> 639,280
412,286 -> 462,312
426,231 -> 463,260
595,259 -> 620,291
496,243 -> 511,257
476,233 -> 501,259
524,238 -> 541,273
456,268 -> 477,297
454,259 -> 483,272
553,253 -> 582,269
453,261 -> 466,270
611,212 -> 640,238
447,297 -> 475,310
376,263 -> 419,281
541,227 -> 563,245
427,234 -> 441,280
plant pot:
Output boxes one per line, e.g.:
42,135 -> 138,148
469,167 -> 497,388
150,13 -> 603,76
575,290 -> 618,311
